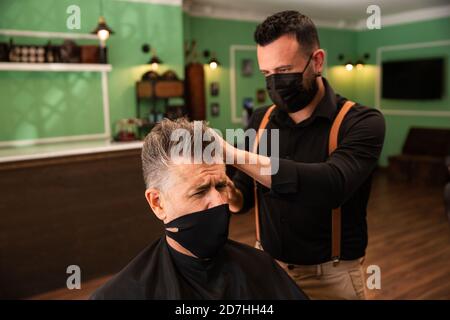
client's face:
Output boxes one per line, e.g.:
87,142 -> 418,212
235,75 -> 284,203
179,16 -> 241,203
147,163 -> 229,224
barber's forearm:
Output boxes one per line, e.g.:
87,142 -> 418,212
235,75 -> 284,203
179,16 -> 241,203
231,148 -> 272,188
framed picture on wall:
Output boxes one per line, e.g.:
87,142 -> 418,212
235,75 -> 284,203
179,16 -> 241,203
256,89 -> 266,103
241,59 -> 253,77
211,102 -> 220,117
210,82 -> 219,96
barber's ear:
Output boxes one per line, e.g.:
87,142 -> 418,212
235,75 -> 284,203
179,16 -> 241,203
145,188 -> 166,221
313,49 -> 325,75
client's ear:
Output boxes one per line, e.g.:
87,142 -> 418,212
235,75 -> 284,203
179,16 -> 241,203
145,188 -> 166,221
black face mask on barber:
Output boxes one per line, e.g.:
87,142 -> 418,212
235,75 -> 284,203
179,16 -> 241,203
265,53 -> 319,113
164,204 -> 230,259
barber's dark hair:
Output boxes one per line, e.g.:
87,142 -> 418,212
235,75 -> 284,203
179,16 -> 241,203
254,10 -> 320,55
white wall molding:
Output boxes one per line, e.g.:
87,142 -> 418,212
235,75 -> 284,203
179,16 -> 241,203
184,3 -> 358,30
114,0 -> 182,6
184,3 -> 450,31
229,45 -> 257,124
0,27 -> 113,146
380,109 -> 450,117
375,39 -> 450,117
0,133 -> 110,148
0,140 -> 143,163
184,4 -> 267,24
0,29 -> 99,40
355,4 -> 450,30
0,63 -> 112,72
0,67 -> 112,147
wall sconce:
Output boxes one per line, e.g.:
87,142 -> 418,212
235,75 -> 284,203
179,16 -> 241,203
142,44 -> 163,71
355,53 -> 370,70
91,0 -> 114,44
338,54 -> 354,71
339,53 -> 370,71
91,16 -> 114,42
203,50 -> 220,70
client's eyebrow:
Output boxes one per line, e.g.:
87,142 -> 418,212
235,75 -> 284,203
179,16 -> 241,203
188,179 -> 227,196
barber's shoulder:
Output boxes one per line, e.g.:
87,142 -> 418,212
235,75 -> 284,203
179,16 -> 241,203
248,105 -> 275,129
337,99 -> 386,143
338,98 -> 385,126
337,97 -> 383,118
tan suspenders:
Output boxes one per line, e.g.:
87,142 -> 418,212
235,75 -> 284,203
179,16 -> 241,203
252,100 -> 355,264
252,105 -> 277,244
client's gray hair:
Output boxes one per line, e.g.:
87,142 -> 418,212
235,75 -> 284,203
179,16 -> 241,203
141,117 -> 219,190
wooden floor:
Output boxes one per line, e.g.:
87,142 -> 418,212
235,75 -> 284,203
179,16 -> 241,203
31,172 -> 450,300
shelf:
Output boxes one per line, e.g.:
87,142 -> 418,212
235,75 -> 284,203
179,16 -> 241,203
0,62 -> 112,72
0,139 -> 143,164
0,29 -> 99,41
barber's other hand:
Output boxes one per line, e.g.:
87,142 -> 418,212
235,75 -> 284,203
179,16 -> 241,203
225,176 -> 244,213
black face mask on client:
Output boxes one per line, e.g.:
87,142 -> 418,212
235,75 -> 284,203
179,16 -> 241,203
265,52 -> 319,113
164,204 -> 230,259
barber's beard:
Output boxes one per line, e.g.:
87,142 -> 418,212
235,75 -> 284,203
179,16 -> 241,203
302,73 -> 319,100
293,73 -> 319,110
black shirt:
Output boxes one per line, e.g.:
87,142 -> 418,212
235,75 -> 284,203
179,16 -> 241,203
90,237 -> 307,299
233,78 -> 386,265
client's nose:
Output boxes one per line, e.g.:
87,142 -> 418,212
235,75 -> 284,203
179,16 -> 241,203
207,188 -> 227,209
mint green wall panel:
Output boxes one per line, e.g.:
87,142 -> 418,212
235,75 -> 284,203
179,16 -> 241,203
0,0 -> 184,142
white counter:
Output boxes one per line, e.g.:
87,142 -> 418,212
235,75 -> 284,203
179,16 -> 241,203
0,139 -> 143,163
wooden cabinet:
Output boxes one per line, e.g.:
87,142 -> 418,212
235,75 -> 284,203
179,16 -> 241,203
0,149 -> 163,298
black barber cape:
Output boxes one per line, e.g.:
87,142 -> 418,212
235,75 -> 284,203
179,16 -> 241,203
91,236 -> 307,299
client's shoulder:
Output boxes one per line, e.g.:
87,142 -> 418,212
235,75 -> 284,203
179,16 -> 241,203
90,238 -> 163,300
224,239 -> 277,265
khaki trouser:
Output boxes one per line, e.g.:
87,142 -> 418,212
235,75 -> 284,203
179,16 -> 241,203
256,241 -> 367,300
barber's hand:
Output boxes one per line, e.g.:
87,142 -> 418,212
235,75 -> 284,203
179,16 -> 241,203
225,176 -> 244,213
208,128 -> 236,162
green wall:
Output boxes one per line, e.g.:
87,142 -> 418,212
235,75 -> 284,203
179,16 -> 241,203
0,0 -> 184,142
184,16 -> 259,130
354,17 -> 450,166
186,16 -> 449,166
1,2 -> 449,167
184,15 -> 357,132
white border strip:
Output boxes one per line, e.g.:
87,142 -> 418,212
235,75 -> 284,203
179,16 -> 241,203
0,29 -> 99,40
0,63 -> 112,72
0,133 -> 109,148
0,140 -> 143,163
375,39 -> 450,117
184,4 -> 450,31
114,0 -> 182,5
379,4 -> 450,29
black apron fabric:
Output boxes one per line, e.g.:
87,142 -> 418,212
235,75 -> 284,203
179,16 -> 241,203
90,237 -> 307,300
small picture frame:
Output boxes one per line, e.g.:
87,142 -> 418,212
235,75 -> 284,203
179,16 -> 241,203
256,89 -> 266,103
210,82 -> 219,96
211,102 -> 220,117
241,59 -> 253,77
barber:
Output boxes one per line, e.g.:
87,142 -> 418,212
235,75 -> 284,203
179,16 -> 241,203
221,11 -> 385,300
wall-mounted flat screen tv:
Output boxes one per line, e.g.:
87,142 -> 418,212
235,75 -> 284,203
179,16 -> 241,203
382,57 -> 444,100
